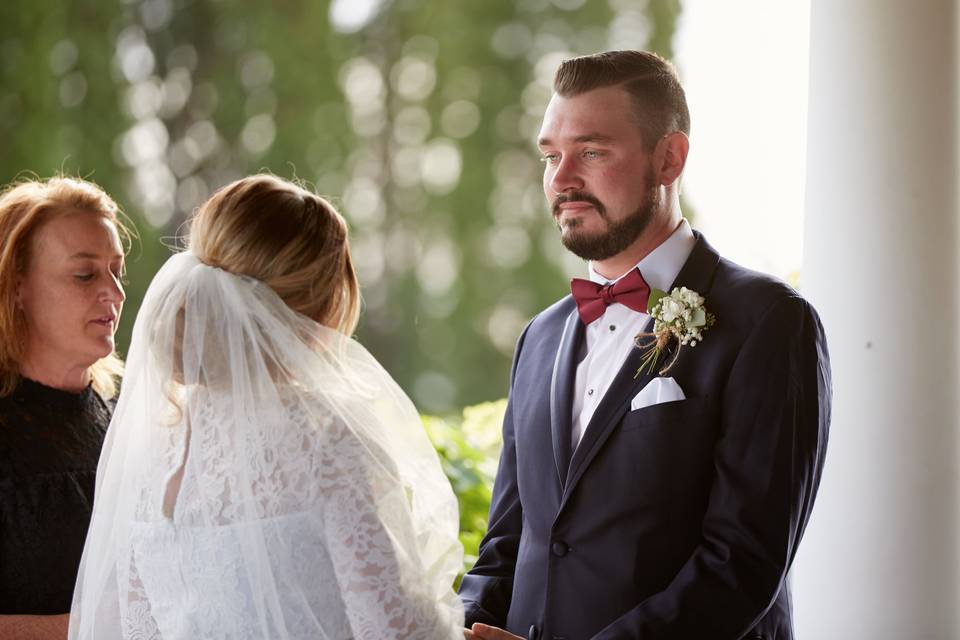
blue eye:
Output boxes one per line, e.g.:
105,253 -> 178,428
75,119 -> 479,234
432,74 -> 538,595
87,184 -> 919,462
540,154 -> 559,165
583,150 -> 601,159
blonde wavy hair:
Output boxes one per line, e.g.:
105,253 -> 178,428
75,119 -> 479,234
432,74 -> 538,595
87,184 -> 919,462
188,174 -> 360,335
0,176 -> 134,399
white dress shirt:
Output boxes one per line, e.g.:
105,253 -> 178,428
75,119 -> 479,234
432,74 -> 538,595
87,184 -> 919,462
570,219 -> 697,448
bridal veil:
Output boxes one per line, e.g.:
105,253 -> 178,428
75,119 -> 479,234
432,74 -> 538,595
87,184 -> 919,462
69,251 -> 465,639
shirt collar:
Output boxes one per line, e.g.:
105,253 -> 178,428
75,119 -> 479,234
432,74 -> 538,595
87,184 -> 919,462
587,218 -> 697,291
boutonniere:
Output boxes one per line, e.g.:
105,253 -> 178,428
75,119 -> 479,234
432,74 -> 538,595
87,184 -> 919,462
634,286 -> 716,377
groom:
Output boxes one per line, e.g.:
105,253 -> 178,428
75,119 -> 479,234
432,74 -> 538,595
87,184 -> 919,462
459,51 -> 831,640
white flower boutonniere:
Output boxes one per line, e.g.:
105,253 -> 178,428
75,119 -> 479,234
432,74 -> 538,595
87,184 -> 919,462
634,286 -> 716,377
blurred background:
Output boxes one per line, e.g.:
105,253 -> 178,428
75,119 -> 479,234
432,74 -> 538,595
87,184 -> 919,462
0,0 -> 809,413
0,0 -> 680,414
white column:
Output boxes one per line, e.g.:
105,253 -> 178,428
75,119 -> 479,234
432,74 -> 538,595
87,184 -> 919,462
795,1 -> 959,637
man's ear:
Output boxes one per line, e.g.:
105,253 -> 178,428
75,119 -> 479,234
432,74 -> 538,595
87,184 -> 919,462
655,131 -> 689,187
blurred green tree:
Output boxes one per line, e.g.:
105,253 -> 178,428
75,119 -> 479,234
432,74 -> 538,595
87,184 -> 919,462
0,0 -> 682,412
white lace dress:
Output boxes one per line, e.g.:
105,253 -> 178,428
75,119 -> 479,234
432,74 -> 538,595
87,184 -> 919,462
119,391 -> 464,640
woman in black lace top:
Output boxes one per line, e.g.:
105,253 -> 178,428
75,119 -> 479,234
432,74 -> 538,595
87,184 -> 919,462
0,177 -> 129,638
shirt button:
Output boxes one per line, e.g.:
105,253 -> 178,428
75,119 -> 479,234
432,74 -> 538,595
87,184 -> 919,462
587,389 -> 594,396
609,324 -> 616,331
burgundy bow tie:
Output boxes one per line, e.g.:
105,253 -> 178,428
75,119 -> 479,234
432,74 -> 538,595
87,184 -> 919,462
570,268 -> 651,325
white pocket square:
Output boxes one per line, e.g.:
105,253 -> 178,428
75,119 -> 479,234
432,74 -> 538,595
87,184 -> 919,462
630,376 -> 686,411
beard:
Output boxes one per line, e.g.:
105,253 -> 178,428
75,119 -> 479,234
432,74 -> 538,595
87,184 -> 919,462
554,170 -> 660,262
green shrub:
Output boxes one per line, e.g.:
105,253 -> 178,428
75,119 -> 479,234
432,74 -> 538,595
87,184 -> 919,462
423,399 -> 506,578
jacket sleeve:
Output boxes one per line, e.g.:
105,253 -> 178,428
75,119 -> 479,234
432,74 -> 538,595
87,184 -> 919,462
458,320 -> 533,628
594,295 -> 832,639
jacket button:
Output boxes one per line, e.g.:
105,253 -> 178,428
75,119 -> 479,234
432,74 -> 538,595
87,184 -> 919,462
551,541 -> 569,557
528,624 -> 539,640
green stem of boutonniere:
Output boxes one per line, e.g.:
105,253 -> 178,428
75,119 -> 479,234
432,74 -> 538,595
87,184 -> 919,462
633,330 -> 682,378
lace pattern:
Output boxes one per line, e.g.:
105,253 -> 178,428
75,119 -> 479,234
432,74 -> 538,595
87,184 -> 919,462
120,391 -> 461,639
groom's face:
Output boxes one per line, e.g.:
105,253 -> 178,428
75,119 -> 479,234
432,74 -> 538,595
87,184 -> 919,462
537,85 -> 660,261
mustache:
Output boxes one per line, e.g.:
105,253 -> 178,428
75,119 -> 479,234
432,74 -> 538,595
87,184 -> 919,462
552,191 -> 606,218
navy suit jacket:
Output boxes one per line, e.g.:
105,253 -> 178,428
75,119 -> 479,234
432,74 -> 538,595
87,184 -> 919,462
459,233 -> 831,640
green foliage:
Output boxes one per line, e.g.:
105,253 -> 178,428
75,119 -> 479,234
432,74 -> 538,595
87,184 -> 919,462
646,0 -> 684,59
1,0 -> 682,415
423,399 -> 506,575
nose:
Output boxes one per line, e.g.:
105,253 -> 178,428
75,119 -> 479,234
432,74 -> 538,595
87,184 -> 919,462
547,155 -> 584,195
101,273 -> 126,305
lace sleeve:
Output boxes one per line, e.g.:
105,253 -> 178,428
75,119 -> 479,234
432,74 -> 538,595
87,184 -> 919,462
319,420 -> 463,640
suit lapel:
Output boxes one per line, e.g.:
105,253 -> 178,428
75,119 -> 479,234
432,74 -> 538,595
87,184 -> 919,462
559,232 -> 722,509
549,308 -> 583,487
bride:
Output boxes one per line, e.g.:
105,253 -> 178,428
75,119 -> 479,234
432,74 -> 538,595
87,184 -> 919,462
68,175 -> 466,639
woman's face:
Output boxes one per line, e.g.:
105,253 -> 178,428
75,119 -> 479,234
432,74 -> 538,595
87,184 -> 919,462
17,210 -> 126,375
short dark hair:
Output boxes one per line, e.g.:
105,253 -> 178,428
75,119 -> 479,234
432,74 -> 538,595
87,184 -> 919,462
553,50 -> 690,150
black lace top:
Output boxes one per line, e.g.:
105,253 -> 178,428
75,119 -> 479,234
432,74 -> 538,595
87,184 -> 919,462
0,377 -> 111,614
